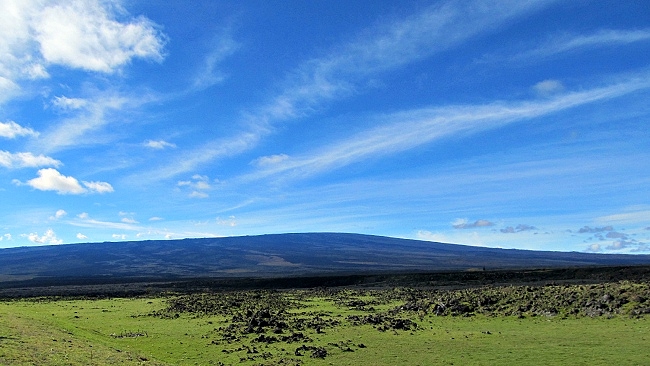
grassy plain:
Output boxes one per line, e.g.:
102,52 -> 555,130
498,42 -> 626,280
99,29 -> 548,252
1,282 -> 650,365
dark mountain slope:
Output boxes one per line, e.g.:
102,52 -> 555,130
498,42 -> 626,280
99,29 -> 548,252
2,233 -> 650,282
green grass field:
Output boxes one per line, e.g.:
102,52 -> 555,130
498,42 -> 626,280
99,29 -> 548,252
1,285 -> 649,365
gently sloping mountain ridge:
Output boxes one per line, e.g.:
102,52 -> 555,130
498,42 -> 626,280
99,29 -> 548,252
2,233 -> 650,282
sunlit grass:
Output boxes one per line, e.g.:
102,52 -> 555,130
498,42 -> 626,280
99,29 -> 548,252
1,289 -> 649,365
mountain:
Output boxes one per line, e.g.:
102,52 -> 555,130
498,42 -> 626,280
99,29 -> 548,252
2,233 -> 650,284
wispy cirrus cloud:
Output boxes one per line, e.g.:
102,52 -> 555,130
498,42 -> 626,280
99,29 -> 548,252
140,0 -> 555,181
482,28 -> 650,65
251,154 -> 289,167
243,73 -> 650,181
595,209 -> 650,225
191,30 -> 239,91
144,139 -> 176,149
69,213 -> 221,241
526,28 -> 650,58
70,214 -> 143,231
34,90 -> 157,153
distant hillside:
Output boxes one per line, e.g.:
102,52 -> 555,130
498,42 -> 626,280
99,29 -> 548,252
2,233 -> 650,283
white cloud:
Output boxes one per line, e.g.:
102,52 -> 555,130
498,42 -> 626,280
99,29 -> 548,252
416,229 -> 489,247
533,79 -> 564,96
416,230 -> 448,243
24,168 -> 85,194
121,217 -> 138,224
0,78 -> 20,105
82,180 -> 114,194
144,139 -> 176,149
0,121 -> 39,138
0,0 -> 166,105
33,0 -> 166,73
0,1 -> 44,103
25,229 -> 63,245
51,95 -> 88,111
252,154 -> 289,167
178,174 -> 213,198
77,212 -> 89,219
76,233 -> 87,239
585,243 -> 602,252
149,216 -> 163,221
606,240 -> 628,250
189,191 -> 209,199
0,151 -> 61,168
20,168 -> 112,194
112,234 -> 127,240
49,209 -> 67,220
216,216 -> 237,227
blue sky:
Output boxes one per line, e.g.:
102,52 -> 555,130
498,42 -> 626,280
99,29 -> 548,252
1,0 -> 649,253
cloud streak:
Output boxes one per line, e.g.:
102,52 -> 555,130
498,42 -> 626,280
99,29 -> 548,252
243,73 -> 650,181
140,0 -> 556,181
144,139 -> 176,149
34,90 -> 157,153
191,31 -> 239,90
479,28 -> 650,65
525,28 -> 650,59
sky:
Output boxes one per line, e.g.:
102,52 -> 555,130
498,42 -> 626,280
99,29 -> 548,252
1,0 -> 649,253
